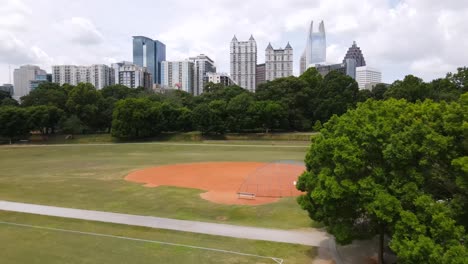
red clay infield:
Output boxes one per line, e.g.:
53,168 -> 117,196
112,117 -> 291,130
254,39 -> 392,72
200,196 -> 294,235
125,162 -> 305,205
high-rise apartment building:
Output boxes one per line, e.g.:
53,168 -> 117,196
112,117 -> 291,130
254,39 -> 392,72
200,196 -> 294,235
343,41 -> 366,67
189,54 -> 216,95
133,36 -> 166,85
204,72 -> 235,87
230,35 -> 257,92
52,64 -> 112,89
302,20 -> 326,69
265,42 -> 293,81
13,65 -> 47,99
356,66 -> 382,90
299,51 -> 307,75
161,61 -> 194,94
256,64 -> 266,88
111,61 -> 152,89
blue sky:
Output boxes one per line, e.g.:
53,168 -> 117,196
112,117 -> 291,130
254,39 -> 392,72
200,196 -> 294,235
1,0 -> 467,84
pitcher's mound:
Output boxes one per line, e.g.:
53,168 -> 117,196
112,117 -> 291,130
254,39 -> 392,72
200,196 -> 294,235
125,162 -> 305,205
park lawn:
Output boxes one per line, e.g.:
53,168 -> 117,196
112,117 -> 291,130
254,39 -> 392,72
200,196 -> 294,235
0,211 -> 316,264
0,143 -> 314,229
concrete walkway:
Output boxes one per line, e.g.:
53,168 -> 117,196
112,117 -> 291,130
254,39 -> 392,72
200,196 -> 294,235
0,200 -> 329,247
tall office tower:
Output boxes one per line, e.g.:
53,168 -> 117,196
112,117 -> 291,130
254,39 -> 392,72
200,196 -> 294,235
52,65 -> 112,89
230,35 -> 257,92
13,65 -> 47,99
204,72 -> 235,86
161,61 -> 194,94
189,54 -> 216,95
343,41 -> 366,67
133,36 -> 166,85
356,66 -> 382,90
265,42 -> 293,81
303,20 -> 326,68
299,51 -> 307,75
256,63 -> 266,88
111,61 -> 152,89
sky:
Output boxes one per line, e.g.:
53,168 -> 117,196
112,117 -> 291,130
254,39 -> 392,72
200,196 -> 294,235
1,0 -> 467,84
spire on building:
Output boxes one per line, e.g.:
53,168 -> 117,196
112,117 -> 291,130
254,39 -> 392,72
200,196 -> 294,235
249,35 -> 255,41
319,20 -> 325,34
232,35 -> 238,42
266,42 -> 273,50
285,42 -> 292,49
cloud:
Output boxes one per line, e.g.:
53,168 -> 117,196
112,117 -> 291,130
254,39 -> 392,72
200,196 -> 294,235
0,32 -> 52,65
56,17 -> 104,45
0,0 -> 32,30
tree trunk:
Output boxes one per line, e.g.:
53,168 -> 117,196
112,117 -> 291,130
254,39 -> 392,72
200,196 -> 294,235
9,138 -> 12,145
379,223 -> 385,264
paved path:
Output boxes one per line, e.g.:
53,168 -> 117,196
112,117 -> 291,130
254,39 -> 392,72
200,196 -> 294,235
0,200 -> 329,247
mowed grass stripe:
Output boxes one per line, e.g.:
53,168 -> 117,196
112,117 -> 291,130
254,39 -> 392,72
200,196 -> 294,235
0,211 -> 315,264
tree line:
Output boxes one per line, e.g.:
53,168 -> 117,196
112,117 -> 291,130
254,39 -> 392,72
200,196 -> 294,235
0,66 -> 467,142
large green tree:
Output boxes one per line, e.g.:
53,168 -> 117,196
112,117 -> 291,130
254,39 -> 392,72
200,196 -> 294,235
297,97 -> 467,264
66,83 -> 104,131
27,105 -> 64,134
384,75 -> 429,102
21,82 -> 67,110
249,100 -> 286,133
0,107 -> 30,144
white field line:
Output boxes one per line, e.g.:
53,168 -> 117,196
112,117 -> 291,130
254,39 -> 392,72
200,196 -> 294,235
0,142 -> 308,149
0,221 -> 283,264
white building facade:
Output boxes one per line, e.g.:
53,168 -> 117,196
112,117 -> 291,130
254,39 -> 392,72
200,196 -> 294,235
13,65 -> 47,100
111,61 -> 152,89
230,35 -> 257,92
265,42 -> 293,81
161,61 -> 194,94
189,54 -> 216,95
204,72 -> 235,86
356,66 -> 382,90
52,64 -> 112,89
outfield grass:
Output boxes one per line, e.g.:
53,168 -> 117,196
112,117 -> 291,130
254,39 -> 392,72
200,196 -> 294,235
0,211 -> 316,263
0,143 -> 313,229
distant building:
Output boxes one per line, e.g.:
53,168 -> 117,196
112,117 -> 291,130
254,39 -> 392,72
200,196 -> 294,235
343,41 -> 366,67
133,36 -> 166,85
111,61 -> 152,89
0,84 -> 14,96
189,54 -> 216,96
29,74 -> 49,91
161,61 -> 194,94
52,64 -> 112,89
256,63 -> 266,87
315,59 -> 356,79
13,65 -> 47,99
299,51 -> 307,75
265,42 -> 293,81
356,66 -> 382,90
204,72 -> 235,87
303,20 -> 326,68
230,35 -> 257,92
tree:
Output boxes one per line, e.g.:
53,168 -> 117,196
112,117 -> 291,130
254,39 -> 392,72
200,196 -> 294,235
1,98 -> 19,106
20,82 -> 67,110
384,75 -> 429,102
226,93 -> 255,132
60,115 -> 85,136
111,98 -> 163,139
249,100 -> 286,133
0,107 -> 30,144
192,100 -> 227,135
66,83 -> 103,131
297,98 -> 467,264
312,71 -> 360,123
447,67 -> 468,93
175,107 -> 193,132
371,84 -> 388,100
27,106 -> 64,134
100,84 -> 137,100
312,120 -> 322,132
0,90 -> 12,101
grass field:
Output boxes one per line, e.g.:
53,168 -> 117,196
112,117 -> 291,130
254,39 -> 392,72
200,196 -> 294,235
0,211 -> 316,263
0,142 -> 313,229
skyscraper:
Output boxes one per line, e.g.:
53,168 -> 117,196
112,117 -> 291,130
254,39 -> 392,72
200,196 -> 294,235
303,20 -> 326,68
356,66 -> 382,90
133,36 -> 166,85
111,61 -> 152,89
189,54 -> 216,95
256,63 -> 266,88
230,35 -> 257,92
299,50 -> 307,75
343,41 -> 366,67
265,42 -> 293,81
13,65 -> 47,100
52,64 -> 112,89
161,60 -> 194,94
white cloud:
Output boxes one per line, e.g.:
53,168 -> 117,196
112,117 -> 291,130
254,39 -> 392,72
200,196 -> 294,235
0,32 -> 52,65
56,17 -> 104,45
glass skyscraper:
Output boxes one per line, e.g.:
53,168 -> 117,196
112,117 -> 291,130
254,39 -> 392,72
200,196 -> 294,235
133,36 -> 166,85
304,20 -> 326,66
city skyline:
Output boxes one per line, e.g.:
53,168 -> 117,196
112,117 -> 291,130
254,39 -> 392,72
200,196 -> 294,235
1,0 -> 467,85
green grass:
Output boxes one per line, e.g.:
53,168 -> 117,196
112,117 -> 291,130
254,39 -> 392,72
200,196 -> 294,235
0,143 -> 314,229
0,211 -> 316,263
